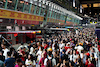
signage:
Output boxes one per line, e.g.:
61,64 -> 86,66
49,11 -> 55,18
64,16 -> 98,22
0,9 -> 44,22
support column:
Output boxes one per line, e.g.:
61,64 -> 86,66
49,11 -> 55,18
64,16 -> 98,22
42,8 -> 45,16
4,0 -> 8,9
38,7 -> 41,15
49,11 -> 52,18
54,12 -> 56,22
52,11 -> 54,18
29,3 -> 32,13
65,15 -> 68,24
45,8 -> 49,22
34,5 -> 37,15
14,0 -> 18,10
12,34 -> 16,45
22,3 -> 25,12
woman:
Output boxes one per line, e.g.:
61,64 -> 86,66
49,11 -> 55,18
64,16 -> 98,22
39,53 -> 45,67
15,59 -> 23,67
25,54 -> 36,67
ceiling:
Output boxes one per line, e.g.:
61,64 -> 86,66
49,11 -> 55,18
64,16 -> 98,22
78,0 -> 100,21
79,0 -> 100,4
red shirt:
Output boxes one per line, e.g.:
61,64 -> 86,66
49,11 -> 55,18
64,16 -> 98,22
21,51 -> 25,61
44,45 -> 48,49
65,46 -> 70,51
88,64 -> 95,67
85,60 -> 89,66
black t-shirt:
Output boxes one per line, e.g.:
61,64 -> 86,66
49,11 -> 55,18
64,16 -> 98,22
61,54 -> 69,63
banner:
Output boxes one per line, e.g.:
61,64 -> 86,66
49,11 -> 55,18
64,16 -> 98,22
0,9 -> 44,22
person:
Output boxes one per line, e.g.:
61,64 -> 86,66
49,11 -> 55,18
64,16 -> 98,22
39,53 -> 45,67
0,60 -> 5,67
1,43 -> 9,59
25,54 -> 36,67
0,51 -> 5,62
4,51 -> 15,67
15,59 -> 23,67
29,44 -> 36,58
44,48 -> 56,67
19,47 -> 26,64
17,43 -> 24,51
27,41 -> 32,52
88,60 -> 95,67
36,46 -> 43,66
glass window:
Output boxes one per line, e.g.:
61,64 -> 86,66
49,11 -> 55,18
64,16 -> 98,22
0,0 -> 5,8
54,12 -> 56,18
31,4 -> 35,14
24,2 -> 30,13
58,14 -> 60,19
48,11 -> 50,17
51,11 -> 53,18
56,13 -> 58,19
36,6 -> 39,14
17,0 -> 24,12
7,0 -> 16,10
40,8 -> 44,16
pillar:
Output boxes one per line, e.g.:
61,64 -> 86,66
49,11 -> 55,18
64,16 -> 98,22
4,0 -> 8,9
29,3 -> 32,13
14,0 -> 18,10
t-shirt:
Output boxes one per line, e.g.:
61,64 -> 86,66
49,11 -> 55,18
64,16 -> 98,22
37,50 -> 42,61
2,48 -> 9,59
88,64 -> 95,67
17,45 -> 24,51
44,56 -> 56,66
25,59 -> 36,67
21,51 -> 25,61
4,58 -> 15,67
29,47 -> 35,56
15,65 -> 19,67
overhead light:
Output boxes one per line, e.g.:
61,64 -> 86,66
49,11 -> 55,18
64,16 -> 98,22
89,12 -> 91,14
20,0 -> 24,3
3,0 -> 6,2
8,0 -> 12,3
95,13 -> 97,15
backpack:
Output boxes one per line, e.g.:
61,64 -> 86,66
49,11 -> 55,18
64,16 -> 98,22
47,58 -> 53,67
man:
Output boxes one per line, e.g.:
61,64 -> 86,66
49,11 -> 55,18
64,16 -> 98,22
1,43 -> 9,59
17,42 -> 24,51
27,41 -> 32,52
4,51 -> 15,67
44,48 -> 56,67
0,51 -> 5,62
0,60 -> 5,67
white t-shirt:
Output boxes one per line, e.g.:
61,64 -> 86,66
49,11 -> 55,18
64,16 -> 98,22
2,48 -> 9,59
17,45 -> 24,51
44,56 -> 56,66
36,50 -> 42,61
80,53 -> 84,59
59,43 -> 65,52
25,59 -> 36,67
69,55 -> 73,61
52,43 -> 55,51
73,54 -> 77,61
29,47 -> 36,56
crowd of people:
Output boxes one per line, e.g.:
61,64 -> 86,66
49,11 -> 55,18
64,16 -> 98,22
0,28 -> 99,67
